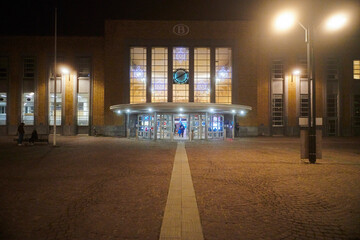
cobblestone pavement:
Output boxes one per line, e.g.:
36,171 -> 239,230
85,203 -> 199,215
0,136 -> 176,240
186,137 -> 360,240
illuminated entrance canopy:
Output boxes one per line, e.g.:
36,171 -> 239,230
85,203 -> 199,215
110,102 -> 251,115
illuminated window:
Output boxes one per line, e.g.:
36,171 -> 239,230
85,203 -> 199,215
0,93 -> 6,125
151,48 -> 168,102
173,47 -> 189,103
215,48 -> 232,104
22,57 -> 35,125
354,60 -> 360,80
77,57 -> 90,126
130,47 -> 147,104
22,92 -> 34,125
271,60 -> 284,126
0,57 -> 8,126
49,93 -> 62,126
49,60 -> 62,126
194,48 -> 210,103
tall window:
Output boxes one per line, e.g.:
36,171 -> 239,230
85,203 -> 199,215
151,48 -> 168,102
77,57 -> 91,126
354,60 -> 360,80
298,58 -> 309,117
130,47 -> 147,104
194,48 -> 210,103
0,57 -> 8,125
173,47 -> 189,102
353,60 -> 360,129
354,95 -> 360,127
22,57 -> 35,125
49,60 -> 62,126
271,60 -> 284,127
215,48 -> 232,104
326,58 -> 339,136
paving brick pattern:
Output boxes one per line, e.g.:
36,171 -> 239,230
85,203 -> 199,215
0,136 -> 176,240
186,137 -> 360,240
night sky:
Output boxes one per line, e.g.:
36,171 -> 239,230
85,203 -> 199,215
1,0 -> 359,36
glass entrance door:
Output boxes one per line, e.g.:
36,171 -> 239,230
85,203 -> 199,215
190,114 -> 206,139
157,114 -> 173,139
207,114 -> 224,139
137,114 -> 155,139
173,114 -> 189,140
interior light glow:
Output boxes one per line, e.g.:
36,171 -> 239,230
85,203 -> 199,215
148,108 -> 152,112
117,110 -> 121,114
240,110 -> 245,115
231,110 -> 236,113
179,108 -> 183,112
210,108 -> 214,113
325,13 -> 347,31
126,109 -> 130,113
274,11 -> 296,31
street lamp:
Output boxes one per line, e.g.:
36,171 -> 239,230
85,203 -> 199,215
292,69 -> 301,82
274,10 -> 348,163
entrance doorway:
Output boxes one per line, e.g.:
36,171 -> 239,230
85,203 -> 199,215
156,114 -> 173,139
174,114 -> 189,140
136,113 -> 225,140
137,114 -> 154,139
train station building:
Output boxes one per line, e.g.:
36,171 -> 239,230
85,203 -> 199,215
0,20 -> 359,139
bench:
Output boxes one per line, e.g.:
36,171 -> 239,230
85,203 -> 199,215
14,134 -> 49,144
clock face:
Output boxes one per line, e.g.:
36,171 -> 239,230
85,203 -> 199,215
173,68 -> 189,84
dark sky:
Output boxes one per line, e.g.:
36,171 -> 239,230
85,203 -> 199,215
0,0 -> 262,36
1,0 -> 359,36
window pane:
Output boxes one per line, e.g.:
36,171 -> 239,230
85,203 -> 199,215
0,92 -> 6,125
173,47 -> 189,103
271,60 -> 284,126
354,60 -> 360,80
130,47 -> 147,104
22,92 -> 34,125
354,95 -> 360,127
215,48 -> 232,104
152,47 -> 168,102
49,93 -> 62,126
194,48 -> 210,103
78,93 -> 89,126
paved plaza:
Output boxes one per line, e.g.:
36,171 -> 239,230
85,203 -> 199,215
0,136 -> 359,240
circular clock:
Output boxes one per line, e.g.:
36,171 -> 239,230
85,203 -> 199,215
173,68 -> 189,84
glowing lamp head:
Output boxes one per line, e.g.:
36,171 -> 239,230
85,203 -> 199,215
209,108 -> 214,113
240,110 -> 245,116
292,69 -> 301,75
274,11 -> 296,31
60,67 -> 70,74
117,110 -> 121,114
126,109 -> 130,113
231,110 -> 236,114
179,108 -> 183,112
148,108 -> 153,112
325,13 -> 347,31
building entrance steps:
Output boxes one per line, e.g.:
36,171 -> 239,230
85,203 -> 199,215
159,142 -> 204,240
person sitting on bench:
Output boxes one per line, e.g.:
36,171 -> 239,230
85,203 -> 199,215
29,129 -> 38,144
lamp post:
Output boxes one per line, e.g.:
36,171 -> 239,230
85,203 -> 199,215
274,11 -> 348,163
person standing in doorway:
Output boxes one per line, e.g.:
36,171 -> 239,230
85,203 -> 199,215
17,122 -> 25,146
179,124 -> 185,138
